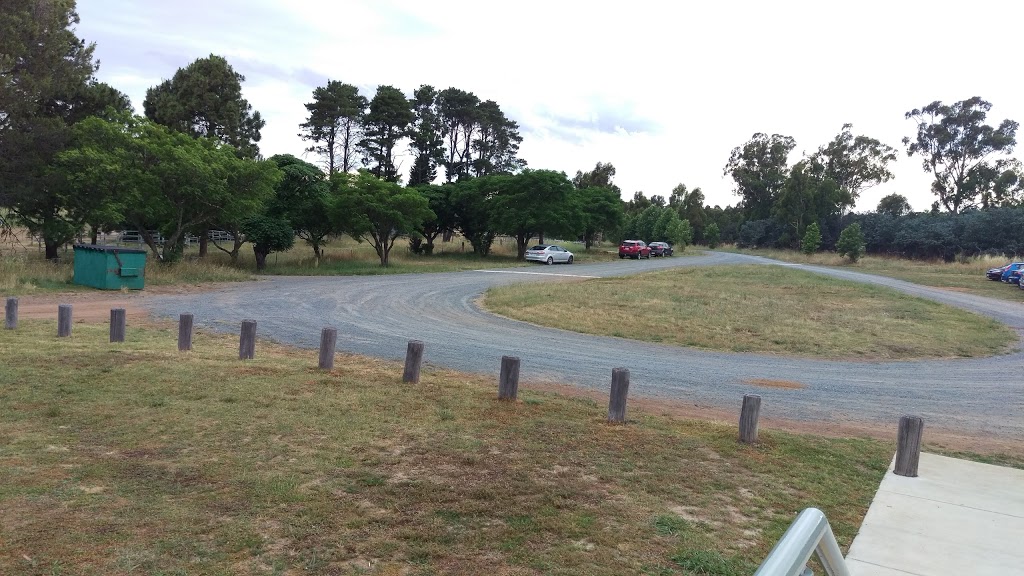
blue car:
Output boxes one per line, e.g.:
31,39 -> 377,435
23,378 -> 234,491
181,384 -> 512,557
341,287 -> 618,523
1000,263 -> 1024,283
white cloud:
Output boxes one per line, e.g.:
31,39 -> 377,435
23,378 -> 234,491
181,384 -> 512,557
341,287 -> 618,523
76,0 -> 1024,212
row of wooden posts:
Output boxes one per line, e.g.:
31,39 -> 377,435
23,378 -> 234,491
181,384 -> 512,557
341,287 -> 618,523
4,297 -> 926,477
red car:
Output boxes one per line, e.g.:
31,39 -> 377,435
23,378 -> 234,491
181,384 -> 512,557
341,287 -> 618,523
618,240 -> 651,259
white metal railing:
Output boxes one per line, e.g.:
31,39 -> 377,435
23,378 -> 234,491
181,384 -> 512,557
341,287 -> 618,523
754,508 -> 850,576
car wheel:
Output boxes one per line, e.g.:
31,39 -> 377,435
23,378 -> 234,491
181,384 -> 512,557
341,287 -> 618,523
619,254 -> 625,259
567,256 -> 573,264
546,256 -> 553,265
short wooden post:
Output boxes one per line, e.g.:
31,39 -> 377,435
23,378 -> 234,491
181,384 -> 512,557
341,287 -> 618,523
402,340 -> 424,383
318,328 -> 337,370
607,368 -> 630,423
894,415 -> 924,477
178,313 -> 194,351
109,308 -> 126,343
498,355 -> 521,400
739,394 -> 762,444
5,297 -> 17,330
57,304 -> 72,337
239,319 -> 257,360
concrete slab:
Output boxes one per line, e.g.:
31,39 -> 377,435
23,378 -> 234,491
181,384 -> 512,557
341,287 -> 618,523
846,452 -> 1024,576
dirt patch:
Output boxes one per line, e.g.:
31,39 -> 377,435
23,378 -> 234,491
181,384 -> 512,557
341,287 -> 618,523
743,378 -> 806,390
8,284 -> 232,323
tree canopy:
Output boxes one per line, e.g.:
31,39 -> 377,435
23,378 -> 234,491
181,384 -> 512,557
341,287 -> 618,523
724,133 -> 796,220
299,80 -> 366,174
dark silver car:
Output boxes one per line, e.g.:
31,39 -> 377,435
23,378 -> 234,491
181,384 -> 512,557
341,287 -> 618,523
649,242 -> 673,256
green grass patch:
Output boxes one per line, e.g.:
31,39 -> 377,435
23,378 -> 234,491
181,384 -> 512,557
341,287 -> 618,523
0,321 -> 891,574
483,264 -> 1016,360
729,248 -> 1024,302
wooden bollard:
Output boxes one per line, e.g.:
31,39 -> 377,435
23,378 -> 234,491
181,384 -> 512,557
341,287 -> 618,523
178,313 -> 194,351
607,368 -> 630,423
5,297 -> 17,330
318,328 -> 337,370
239,319 -> 257,360
109,308 -> 126,343
739,394 -> 762,444
498,355 -> 521,400
57,304 -> 72,337
894,415 -> 924,477
402,340 -> 424,383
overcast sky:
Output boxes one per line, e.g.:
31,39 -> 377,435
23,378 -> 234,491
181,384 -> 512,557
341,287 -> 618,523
75,0 -> 1023,212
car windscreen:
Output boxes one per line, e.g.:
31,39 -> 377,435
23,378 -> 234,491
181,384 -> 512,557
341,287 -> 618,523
529,245 -> 548,250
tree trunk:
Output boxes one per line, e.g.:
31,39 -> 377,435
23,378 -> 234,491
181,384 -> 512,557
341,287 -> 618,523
516,233 -> 530,260
90,227 -> 98,245
198,230 -> 208,257
313,245 -> 322,268
539,232 -> 545,243
254,247 -> 268,271
44,240 -> 60,261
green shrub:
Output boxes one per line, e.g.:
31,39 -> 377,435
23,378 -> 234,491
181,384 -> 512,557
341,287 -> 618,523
801,222 -> 822,254
705,222 -> 720,248
837,223 -> 866,262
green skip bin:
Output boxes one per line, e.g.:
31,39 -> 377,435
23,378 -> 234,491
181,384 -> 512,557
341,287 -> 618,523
72,244 -> 147,290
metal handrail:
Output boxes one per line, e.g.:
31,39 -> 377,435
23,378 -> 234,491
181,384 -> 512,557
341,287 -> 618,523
754,508 -> 851,576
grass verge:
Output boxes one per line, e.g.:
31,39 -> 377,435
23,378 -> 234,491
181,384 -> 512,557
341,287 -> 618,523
0,320 -> 889,575
728,248 -> 1024,302
483,265 -> 1016,360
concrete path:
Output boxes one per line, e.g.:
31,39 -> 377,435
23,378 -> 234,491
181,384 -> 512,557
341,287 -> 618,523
846,453 -> 1024,576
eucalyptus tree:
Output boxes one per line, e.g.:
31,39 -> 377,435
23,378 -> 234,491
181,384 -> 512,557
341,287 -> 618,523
358,85 -> 413,182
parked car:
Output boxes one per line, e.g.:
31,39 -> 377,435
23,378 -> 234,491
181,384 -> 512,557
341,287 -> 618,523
525,244 -> 574,265
1000,263 -> 1024,283
649,242 -> 673,257
619,240 -> 651,259
1009,269 -> 1024,285
987,264 -> 1011,281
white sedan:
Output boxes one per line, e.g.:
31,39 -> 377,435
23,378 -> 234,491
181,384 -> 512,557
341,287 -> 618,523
525,244 -> 574,265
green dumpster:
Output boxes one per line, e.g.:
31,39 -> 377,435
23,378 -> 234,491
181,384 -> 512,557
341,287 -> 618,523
72,244 -> 147,290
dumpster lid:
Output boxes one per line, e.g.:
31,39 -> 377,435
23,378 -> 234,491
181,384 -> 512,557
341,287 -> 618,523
73,244 -> 148,255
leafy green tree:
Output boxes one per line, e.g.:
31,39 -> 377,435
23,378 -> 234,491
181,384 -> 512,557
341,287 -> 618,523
904,97 -> 1019,214
299,80 -> 367,174
58,114 -> 280,261
576,186 -> 624,249
772,160 -> 841,247
625,191 -> 652,218
409,184 -> 455,255
333,171 -> 434,267
812,124 -> 897,211
143,54 -> 264,159
471,100 -> 525,176
634,205 -> 661,242
704,222 -> 721,248
436,88 -> 480,182
877,193 -> 912,217
268,154 -> 333,265
836,223 -> 866,262
450,177 -> 496,255
801,222 -> 822,254
490,170 -> 579,259
408,85 -> 445,186
358,86 -> 413,182
665,217 -> 693,248
724,133 -> 796,220
0,0 -> 102,259
241,215 -> 294,271
573,162 -> 620,194
669,184 -> 708,243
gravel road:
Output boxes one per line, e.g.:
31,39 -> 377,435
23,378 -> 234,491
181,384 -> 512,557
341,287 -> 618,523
145,252 -> 1024,441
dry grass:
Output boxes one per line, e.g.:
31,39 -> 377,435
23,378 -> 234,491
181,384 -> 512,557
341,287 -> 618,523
483,265 -> 1016,360
0,320 -> 893,575
731,248 -> 1024,302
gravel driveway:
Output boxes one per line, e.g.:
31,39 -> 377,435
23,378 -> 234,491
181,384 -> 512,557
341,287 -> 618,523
145,252 -> 1024,441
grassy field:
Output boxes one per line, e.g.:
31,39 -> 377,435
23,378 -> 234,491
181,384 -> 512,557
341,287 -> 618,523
0,320 -> 891,575
0,234 -> 620,294
729,248 -> 1024,302
484,265 -> 1016,360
